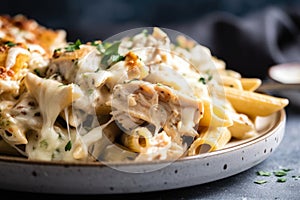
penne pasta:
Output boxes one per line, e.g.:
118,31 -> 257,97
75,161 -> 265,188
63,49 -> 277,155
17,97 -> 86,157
188,127 -> 231,156
240,78 -> 262,91
223,86 -> 289,117
228,112 -> 257,139
220,75 -> 243,90
199,99 -> 233,127
121,127 -> 152,153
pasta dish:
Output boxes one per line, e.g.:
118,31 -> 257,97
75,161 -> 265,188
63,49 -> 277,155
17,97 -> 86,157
0,15 -> 289,163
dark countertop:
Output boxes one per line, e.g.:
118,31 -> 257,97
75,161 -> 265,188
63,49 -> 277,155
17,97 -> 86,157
0,103 -> 299,199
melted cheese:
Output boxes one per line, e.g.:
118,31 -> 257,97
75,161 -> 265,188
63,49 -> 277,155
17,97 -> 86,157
28,52 -> 49,69
6,47 -> 30,69
24,72 -> 82,161
0,79 -> 19,94
27,44 -> 46,54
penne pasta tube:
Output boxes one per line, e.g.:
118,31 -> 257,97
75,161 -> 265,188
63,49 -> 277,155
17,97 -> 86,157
220,75 -> 243,90
223,86 -> 289,117
228,112 -> 257,139
240,78 -> 262,91
188,127 -> 231,156
223,99 -> 257,139
199,99 -> 233,127
121,127 -> 152,153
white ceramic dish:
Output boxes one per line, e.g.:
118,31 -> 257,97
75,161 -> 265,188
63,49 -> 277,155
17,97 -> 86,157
0,109 -> 286,194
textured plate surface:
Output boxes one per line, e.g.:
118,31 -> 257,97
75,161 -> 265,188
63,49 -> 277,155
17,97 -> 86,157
0,109 -> 286,194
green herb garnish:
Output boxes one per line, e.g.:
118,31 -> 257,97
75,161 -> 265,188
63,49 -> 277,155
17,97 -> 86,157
207,74 -> 213,81
39,140 -> 48,149
5,41 -> 16,47
91,41 -> 106,54
198,73 -> 213,85
87,88 -> 94,95
257,171 -> 272,176
254,180 -> 267,184
277,177 -> 287,183
274,170 -> 287,177
254,168 -> 296,184
54,48 -> 61,53
65,140 -> 72,151
92,40 -> 125,68
33,69 -> 41,77
142,29 -> 149,36
100,41 -> 125,69
281,168 -> 292,172
64,39 -> 82,52
198,77 -> 206,84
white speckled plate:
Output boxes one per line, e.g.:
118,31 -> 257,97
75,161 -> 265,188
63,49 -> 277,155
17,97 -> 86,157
0,109 -> 286,194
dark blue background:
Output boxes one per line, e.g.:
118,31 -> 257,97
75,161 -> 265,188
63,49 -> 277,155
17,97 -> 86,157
0,0 -> 298,39
1,0 -> 300,78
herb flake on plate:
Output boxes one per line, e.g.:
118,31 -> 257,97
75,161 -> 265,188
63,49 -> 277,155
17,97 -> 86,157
257,171 -> 272,176
254,180 -> 268,184
277,177 -> 287,183
273,170 -> 287,177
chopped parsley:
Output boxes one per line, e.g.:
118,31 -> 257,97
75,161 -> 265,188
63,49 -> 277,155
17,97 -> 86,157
142,29 -> 149,36
65,140 -> 72,151
39,140 -> 48,149
198,77 -> 206,84
53,39 -> 82,53
64,39 -> 82,52
277,177 -> 287,183
5,41 -> 17,47
207,74 -> 213,81
254,180 -> 267,184
198,74 -> 213,85
257,171 -> 272,176
91,41 -> 106,54
33,68 -> 41,77
99,41 -> 125,69
274,170 -> 287,177
87,88 -> 94,95
254,168 -> 296,184
90,40 -> 126,69
54,48 -> 61,53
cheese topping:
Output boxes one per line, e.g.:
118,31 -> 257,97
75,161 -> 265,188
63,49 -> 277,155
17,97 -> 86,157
5,47 -> 30,69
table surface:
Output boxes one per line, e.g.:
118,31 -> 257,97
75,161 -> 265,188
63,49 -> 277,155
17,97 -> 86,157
0,104 -> 299,200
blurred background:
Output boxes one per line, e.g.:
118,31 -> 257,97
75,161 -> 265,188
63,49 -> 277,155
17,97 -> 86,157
1,0 -> 300,79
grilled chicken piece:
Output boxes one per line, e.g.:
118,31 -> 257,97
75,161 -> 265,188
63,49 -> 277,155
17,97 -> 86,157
111,80 -> 203,145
